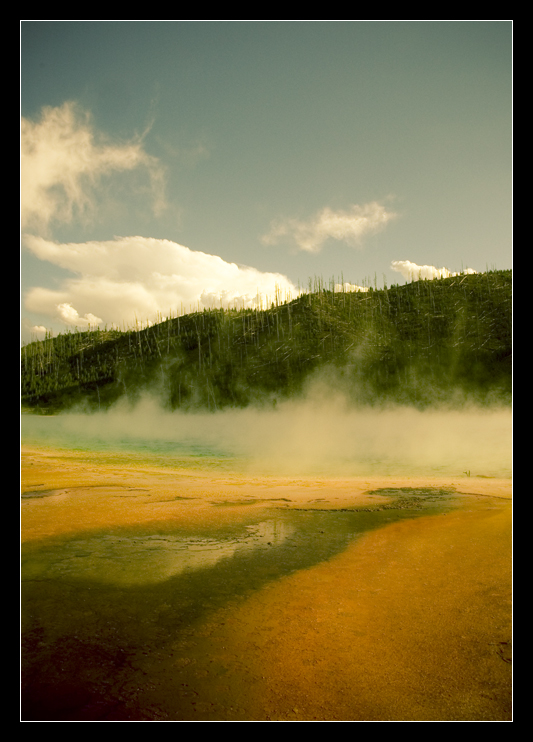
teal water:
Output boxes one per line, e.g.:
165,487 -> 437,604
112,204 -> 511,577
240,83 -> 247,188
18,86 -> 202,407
21,404 -> 510,719
21,412 -> 235,463
21,404 -> 513,478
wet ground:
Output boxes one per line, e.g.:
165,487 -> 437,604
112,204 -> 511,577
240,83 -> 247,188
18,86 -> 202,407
20,444 -> 512,721
21,485 -> 463,720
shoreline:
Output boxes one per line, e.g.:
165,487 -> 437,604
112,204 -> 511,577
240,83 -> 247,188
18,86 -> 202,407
21,444 -> 512,721
21,444 -> 511,541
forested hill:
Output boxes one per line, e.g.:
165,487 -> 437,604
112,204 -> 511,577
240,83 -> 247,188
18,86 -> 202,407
21,270 -> 512,412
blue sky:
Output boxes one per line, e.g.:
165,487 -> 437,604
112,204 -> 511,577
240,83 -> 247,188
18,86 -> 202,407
21,21 -> 512,341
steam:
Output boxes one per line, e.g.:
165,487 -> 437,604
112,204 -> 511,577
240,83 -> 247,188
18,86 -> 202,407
26,390 -> 512,479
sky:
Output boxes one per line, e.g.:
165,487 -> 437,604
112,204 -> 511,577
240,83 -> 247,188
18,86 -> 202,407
20,21 -> 512,342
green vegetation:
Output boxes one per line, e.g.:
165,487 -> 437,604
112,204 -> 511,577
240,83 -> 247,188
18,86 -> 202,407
21,270 -> 512,412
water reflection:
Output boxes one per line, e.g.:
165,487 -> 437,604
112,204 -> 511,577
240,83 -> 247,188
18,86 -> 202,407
21,502 -> 458,721
22,520 -> 294,586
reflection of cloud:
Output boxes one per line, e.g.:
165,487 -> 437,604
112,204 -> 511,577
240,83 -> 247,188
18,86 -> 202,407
23,235 -> 300,328
44,519 -> 293,586
262,201 -> 397,253
21,101 -> 166,230
391,260 -> 477,281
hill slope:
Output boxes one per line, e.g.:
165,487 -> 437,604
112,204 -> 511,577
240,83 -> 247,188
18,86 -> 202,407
21,271 -> 512,412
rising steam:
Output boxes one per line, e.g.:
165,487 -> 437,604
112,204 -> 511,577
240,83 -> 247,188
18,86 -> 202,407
24,379 -> 512,479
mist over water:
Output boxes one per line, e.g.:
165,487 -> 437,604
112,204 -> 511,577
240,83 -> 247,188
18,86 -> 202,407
22,390 -> 512,478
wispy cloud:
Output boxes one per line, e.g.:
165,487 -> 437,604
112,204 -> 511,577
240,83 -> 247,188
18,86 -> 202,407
21,102 -> 166,231
391,260 -> 477,281
23,235 -> 300,330
262,201 -> 397,253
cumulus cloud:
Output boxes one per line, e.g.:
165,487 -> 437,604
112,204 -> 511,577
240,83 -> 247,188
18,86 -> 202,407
20,318 -> 49,342
262,201 -> 397,253
21,102 -> 166,230
334,282 -> 369,293
391,260 -> 477,282
23,235 -> 300,329
56,303 -> 103,328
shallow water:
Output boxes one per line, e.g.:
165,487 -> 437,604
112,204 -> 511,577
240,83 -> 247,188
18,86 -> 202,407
21,492 -> 455,720
21,404 -> 511,719
21,413 -> 228,459
21,402 -> 513,478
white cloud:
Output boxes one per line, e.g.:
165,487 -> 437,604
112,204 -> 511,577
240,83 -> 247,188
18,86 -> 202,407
23,235 -> 301,329
21,322 -> 48,341
334,282 -> 369,293
56,303 -> 103,328
391,260 -> 477,281
262,201 -> 397,253
21,102 -> 166,230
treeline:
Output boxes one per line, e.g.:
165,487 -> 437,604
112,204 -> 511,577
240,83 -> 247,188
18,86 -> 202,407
21,270 -> 512,412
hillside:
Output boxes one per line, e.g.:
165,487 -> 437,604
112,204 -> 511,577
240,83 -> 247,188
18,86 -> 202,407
21,270 -> 512,412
